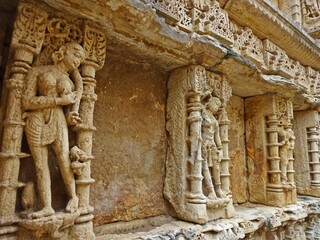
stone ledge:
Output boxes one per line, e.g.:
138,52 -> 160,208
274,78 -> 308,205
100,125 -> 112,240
95,196 -> 320,240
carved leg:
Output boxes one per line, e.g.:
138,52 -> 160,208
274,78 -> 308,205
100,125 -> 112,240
52,127 -> 78,213
202,153 -> 217,200
279,149 -> 288,184
28,145 -> 54,219
212,159 -> 225,198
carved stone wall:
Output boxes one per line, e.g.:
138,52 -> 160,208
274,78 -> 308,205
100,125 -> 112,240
293,110 -> 320,197
227,95 -> 247,204
92,55 -> 167,226
246,94 -> 296,207
0,2 -> 106,239
1,0 -> 320,239
165,65 -> 234,224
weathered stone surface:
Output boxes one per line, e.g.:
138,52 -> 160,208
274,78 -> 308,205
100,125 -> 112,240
1,0 -> 320,239
293,110 -> 320,197
245,94 -> 296,207
227,95 -> 247,204
92,56 -> 167,225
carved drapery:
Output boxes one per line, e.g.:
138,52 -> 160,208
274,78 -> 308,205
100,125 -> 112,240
0,2 -> 106,239
165,65 -> 234,224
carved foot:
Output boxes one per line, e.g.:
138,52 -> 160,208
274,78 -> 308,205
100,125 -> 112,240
207,192 -> 217,200
215,188 -> 226,198
28,207 -> 55,219
66,196 -> 79,213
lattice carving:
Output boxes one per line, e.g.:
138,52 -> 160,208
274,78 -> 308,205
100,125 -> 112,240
293,61 -> 310,90
205,2 -> 234,45
302,0 -> 320,22
263,39 -> 295,79
144,0 -> 180,24
307,67 -> 319,94
232,25 -> 264,67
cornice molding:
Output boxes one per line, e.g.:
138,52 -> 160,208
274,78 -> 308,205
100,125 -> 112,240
224,0 -> 320,70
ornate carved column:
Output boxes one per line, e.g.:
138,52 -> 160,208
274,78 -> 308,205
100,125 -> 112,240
307,126 -> 320,187
0,3 -> 47,238
266,114 -> 282,188
185,66 -> 207,222
72,24 -> 106,238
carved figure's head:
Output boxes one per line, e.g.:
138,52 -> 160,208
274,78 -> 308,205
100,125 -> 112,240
52,42 -> 85,70
205,96 -> 221,114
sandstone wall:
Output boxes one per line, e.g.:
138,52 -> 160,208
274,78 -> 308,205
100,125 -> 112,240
227,95 -> 248,204
91,56 -> 167,226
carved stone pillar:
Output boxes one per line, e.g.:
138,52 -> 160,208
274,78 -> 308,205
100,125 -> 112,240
0,3 -> 47,238
72,24 -> 106,239
293,110 -> 320,196
246,94 -> 296,207
164,65 -> 234,224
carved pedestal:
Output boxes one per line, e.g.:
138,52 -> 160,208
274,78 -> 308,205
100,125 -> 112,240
164,65 -> 234,224
293,110 -> 320,197
246,94 -> 296,207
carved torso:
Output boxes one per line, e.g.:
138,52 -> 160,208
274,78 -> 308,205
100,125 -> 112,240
202,109 -> 219,146
23,65 -> 74,146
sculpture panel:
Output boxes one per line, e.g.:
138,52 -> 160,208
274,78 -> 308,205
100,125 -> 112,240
165,65 -> 234,224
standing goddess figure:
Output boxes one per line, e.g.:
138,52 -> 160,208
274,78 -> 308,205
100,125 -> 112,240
23,42 -> 85,219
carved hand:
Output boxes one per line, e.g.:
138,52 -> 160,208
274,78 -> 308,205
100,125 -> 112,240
56,92 -> 77,106
67,111 -> 83,125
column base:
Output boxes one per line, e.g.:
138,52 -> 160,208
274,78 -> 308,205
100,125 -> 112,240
0,225 -> 18,240
70,218 -> 95,240
266,186 -> 296,207
184,202 -> 208,224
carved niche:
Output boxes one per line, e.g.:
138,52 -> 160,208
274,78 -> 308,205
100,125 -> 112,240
293,110 -> 320,197
0,2 -> 106,239
246,94 -> 296,207
164,65 -> 234,224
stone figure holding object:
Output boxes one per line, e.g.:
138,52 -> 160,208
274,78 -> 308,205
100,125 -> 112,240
22,42 -> 85,219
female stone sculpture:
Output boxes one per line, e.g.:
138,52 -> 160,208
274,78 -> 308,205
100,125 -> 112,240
201,96 -> 225,200
278,122 -> 296,185
22,42 -> 85,219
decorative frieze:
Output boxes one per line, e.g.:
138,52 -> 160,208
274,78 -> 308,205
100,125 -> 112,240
144,0 -> 234,44
232,24 -> 265,67
262,39 -> 295,79
141,0 -> 320,96
165,65 -> 234,224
